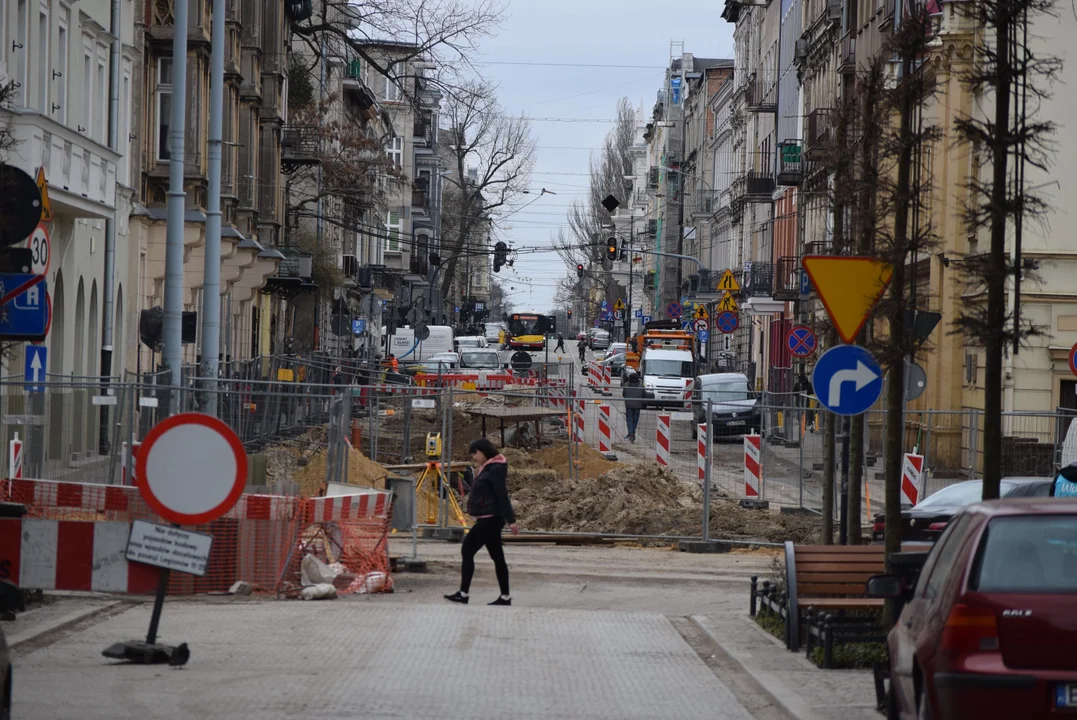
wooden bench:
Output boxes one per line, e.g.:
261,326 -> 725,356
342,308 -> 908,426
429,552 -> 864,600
751,542 -> 886,657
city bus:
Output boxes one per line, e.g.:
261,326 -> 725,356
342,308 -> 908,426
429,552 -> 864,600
507,312 -> 554,350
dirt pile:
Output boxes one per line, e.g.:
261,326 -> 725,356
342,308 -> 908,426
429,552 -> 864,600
513,462 -> 819,544
530,443 -> 621,480
295,447 -> 391,497
265,425 -> 390,497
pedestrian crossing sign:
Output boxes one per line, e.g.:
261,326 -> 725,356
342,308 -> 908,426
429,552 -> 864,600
716,292 -> 739,312
693,305 -> 709,320
716,268 -> 740,292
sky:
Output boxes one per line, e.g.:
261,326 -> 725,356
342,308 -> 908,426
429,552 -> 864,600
470,0 -> 735,313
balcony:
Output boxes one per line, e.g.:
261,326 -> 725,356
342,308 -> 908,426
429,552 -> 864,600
740,261 -> 774,298
731,169 -> 776,204
774,256 -> 806,300
280,125 -> 320,173
411,189 -> 429,212
777,142 -> 804,186
805,108 -> 833,161
839,33 -> 857,74
746,76 -> 778,113
265,246 -> 316,298
409,254 -> 429,278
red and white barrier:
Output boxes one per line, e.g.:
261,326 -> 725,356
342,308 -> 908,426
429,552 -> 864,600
683,378 -> 695,410
8,433 -> 22,480
744,433 -> 762,498
901,453 -> 924,506
656,414 -> 671,466
574,396 -> 585,443
307,490 -> 392,523
598,405 -> 612,454
121,441 -> 141,486
602,364 -> 611,395
698,424 -> 707,483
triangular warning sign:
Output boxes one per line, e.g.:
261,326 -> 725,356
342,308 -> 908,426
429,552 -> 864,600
716,292 -> 739,313
716,269 -> 740,293
35,167 -> 52,223
801,256 -> 893,344
694,305 -> 709,320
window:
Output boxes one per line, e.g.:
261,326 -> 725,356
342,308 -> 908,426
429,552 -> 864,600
970,516 -> 1077,593
386,136 -> 403,167
16,0 -> 29,105
384,76 -> 401,102
385,210 -> 401,251
96,51 -> 106,143
121,65 -> 131,182
82,43 -> 92,133
36,7 -> 49,112
55,7 -> 68,122
919,514 -> 973,600
156,57 -> 173,161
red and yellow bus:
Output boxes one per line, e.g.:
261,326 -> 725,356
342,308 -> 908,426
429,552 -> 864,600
507,313 -> 554,350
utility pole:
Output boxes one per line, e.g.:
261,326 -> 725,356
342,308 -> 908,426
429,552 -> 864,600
201,0 -> 225,416
163,0 -> 191,413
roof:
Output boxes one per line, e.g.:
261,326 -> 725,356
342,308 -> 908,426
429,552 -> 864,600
693,58 -> 734,71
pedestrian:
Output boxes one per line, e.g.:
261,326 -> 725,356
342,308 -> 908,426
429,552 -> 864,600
622,368 -> 645,443
445,438 -> 520,606
554,333 -> 566,353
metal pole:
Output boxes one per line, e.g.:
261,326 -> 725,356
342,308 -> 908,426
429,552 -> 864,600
200,0 -> 226,416
703,399 -> 713,542
163,0 -> 191,413
840,416 -> 851,545
145,568 -> 170,645
798,402 -> 805,508
98,0 -> 122,453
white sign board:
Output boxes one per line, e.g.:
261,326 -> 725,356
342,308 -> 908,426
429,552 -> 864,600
126,520 -> 213,576
411,398 -> 436,409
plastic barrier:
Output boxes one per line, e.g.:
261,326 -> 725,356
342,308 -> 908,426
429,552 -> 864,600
744,433 -> 762,497
698,424 -> 707,483
598,405 -> 612,454
656,414 -> 671,466
901,453 -> 924,506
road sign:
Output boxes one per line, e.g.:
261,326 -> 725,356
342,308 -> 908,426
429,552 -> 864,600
27,224 -> 49,276
698,329 -> 709,343
800,268 -> 812,296
0,275 -> 48,337
614,310 -> 623,321
24,345 -> 46,392
716,292 -> 739,312
716,311 -> 739,334
904,362 -> 927,401
787,326 -> 817,358
29,291 -> 51,345
453,306 -> 460,313
717,269 -> 740,292
135,413 -> 248,526
614,298 -> 626,311
414,323 -> 430,341
361,295 -> 381,315
1070,343 -> 1077,377
0,166 -> 42,248
693,305 -> 709,321
693,319 -> 709,333
801,256 -> 893,344
635,309 -> 642,318
475,302 -> 484,312
407,306 -> 425,325
666,302 -> 683,319
35,167 -> 52,223
594,319 -> 600,327
126,520 -> 213,576
642,315 -> 652,324
352,318 -> 366,335
601,300 -> 609,311
811,345 -> 884,416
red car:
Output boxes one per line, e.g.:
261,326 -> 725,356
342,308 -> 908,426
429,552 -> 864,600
878,499 -> 1077,719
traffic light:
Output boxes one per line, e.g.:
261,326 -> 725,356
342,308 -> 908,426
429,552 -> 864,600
576,263 -> 584,279
493,241 -> 508,272
619,239 -> 628,261
567,309 -> 573,320
605,237 -> 618,262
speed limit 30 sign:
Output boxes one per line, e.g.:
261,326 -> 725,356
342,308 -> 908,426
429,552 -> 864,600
27,223 -> 50,276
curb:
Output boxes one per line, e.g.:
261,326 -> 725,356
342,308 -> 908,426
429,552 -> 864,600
8,600 -> 128,651
688,614 -> 825,720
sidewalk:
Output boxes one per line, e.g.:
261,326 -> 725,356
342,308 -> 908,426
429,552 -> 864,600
693,611 -> 881,720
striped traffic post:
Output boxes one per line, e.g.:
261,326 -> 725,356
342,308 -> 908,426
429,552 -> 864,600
656,414 -> 671,466
744,432 -> 762,497
598,405 -> 612,454
698,424 -> 707,484
901,453 -> 924,506
574,395 -> 585,443
8,432 -> 22,479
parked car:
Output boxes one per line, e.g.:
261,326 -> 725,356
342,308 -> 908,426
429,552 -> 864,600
874,498 -> 1077,719
1,624 -> 10,720
588,329 -> 611,350
602,342 -> 627,361
693,372 -> 760,436
596,352 -> 627,383
576,331 -> 588,341
871,477 -> 1054,543
455,335 -> 488,349
417,352 -> 460,373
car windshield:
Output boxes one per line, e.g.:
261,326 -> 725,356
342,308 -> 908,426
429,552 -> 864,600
919,480 -> 1018,508
703,378 -> 750,403
970,515 -> 1077,593
457,337 -> 481,347
644,359 -> 693,378
461,351 -> 501,369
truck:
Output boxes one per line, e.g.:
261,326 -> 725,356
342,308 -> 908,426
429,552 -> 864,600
630,328 -> 698,409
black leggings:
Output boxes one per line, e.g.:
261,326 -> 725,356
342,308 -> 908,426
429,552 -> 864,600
460,516 -> 510,596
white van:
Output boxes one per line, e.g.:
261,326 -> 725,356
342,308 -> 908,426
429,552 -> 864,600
387,326 -> 454,363
640,347 -> 696,408
695,373 -> 761,435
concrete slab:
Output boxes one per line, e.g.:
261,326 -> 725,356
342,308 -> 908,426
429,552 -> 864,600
15,602 -> 757,720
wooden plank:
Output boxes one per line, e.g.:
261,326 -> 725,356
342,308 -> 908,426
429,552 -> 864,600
800,598 -> 885,609
798,582 -> 872,596
797,572 -> 880,583
797,561 -> 885,571
795,545 -> 885,553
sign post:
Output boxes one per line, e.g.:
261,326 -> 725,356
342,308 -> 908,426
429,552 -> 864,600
103,413 -> 247,666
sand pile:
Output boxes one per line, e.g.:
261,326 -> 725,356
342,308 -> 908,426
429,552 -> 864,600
295,446 -> 391,497
265,426 -> 330,491
530,443 -> 622,480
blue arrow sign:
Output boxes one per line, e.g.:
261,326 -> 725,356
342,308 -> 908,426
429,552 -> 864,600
0,275 -> 48,338
811,345 -> 883,416
25,344 -> 46,392
352,319 -> 366,335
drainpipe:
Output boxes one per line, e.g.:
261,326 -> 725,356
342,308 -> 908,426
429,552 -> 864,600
200,0 -> 225,415
98,0 -> 121,453
163,0 -> 191,412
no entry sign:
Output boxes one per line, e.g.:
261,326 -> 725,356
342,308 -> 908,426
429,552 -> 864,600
135,413 -> 248,526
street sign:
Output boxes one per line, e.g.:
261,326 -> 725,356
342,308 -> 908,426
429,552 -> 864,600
716,311 -> 739,334
361,295 -> 381,315
0,166 -> 43,248
28,224 -> 49,276
904,362 -> 927,401
811,345 -> 884,416
29,291 -> 51,345
614,298 -> 626,311
454,306 -> 460,313
352,318 -> 366,335
787,326 -> 817,358
126,520 -> 213,577
407,306 -> 425,325
717,269 -> 740,293
666,302 -> 683,319
24,345 -> 46,392
635,309 -> 642,318
698,329 -> 709,343
642,315 -> 652,324
716,292 -> 739,313
415,323 -> 430,341
594,319 -> 600,328
801,256 -> 893,344
693,319 -> 708,333
1070,343 -> 1077,377
601,300 -> 609,311
693,305 -> 709,321
475,302 -> 484,312
35,167 -> 52,223
800,268 -> 812,297
614,310 -> 622,321
135,413 -> 248,526
0,275 -> 48,337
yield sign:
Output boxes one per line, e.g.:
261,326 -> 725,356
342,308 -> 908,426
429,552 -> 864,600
801,256 -> 892,344
716,292 -> 739,313
716,268 -> 740,292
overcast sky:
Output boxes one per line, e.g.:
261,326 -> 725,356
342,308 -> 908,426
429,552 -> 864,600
471,0 -> 734,313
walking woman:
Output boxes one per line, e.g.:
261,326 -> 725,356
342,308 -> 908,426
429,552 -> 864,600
445,438 -> 519,606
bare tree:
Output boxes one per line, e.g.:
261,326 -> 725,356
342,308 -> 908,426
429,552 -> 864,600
953,0 -> 1059,500
440,80 -> 535,302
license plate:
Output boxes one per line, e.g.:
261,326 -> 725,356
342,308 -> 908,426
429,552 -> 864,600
1056,683 -> 1077,708
727,420 -> 746,426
